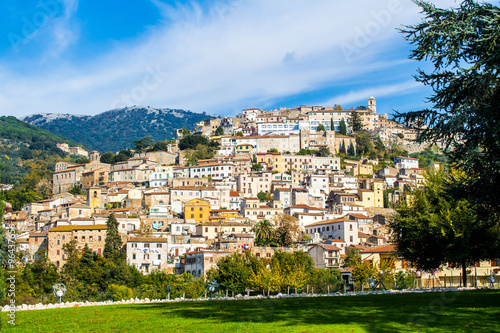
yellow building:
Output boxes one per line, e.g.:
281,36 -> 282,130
372,180 -> 384,208
184,198 -> 210,223
87,187 -> 102,213
209,209 -> 240,222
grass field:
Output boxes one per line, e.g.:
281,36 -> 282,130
2,289 -> 499,332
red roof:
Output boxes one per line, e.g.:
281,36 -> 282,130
361,244 -> 396,254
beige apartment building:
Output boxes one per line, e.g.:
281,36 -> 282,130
236,172 -> 272,197
48,224 -> 107,266
52,163 -> 85,194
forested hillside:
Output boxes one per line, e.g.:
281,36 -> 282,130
22,107 -> 213,152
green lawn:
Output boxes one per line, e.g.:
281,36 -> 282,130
2,289 -> 500,332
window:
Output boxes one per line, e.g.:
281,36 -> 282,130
191,214 -> 194,218
158,254 -> 161,259
132,254 -> 136,259
57,250 -> 60,255
62,235 -> 65,240
144,254 -> 149,260
350,236 -> 353,242
144,244 -> 150,248
57,240 -> 60,245
199,214 -> 202,218
157,243 -> 162,248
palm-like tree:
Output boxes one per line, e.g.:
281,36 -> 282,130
253,219 -> 275,246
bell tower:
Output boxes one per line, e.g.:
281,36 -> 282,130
368,96 -> 376,113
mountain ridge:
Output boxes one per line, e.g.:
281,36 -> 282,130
21,106 -> 214,153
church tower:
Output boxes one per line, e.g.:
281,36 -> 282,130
88,187 -> 101,214
368,96 -> 376,113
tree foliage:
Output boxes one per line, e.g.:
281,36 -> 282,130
257,191 -> 268,203
253,219 -> 275,246
214,126 -> 224,136
178,135 -> 209,150
389,170 -> 500,286
396,0 -> 500,211
103,214 -> 124,264
350,110 -> 363,132
317,147 -> 331,157
316,124 -> 326,132
273,214 -> 300,247
339,119 -> 347,135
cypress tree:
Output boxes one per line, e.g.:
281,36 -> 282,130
103,214 -> 123,263
339,119 -> 347,135
340,140 -> 346,155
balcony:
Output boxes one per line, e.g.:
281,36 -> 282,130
324,251 -> 339,259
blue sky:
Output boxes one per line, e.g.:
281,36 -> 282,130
0,0 -> 469,118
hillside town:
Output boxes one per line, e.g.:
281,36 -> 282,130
4,97 -> 495,284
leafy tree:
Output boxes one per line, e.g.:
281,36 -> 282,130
396,0 -> 500,212
62,240 -> 80,280
339,119 -> 347,135
114,149 -> 133,163
343,249 -> 361,268
0,196 -> 9,267
350,110 -> 363,132
214,126 -> 224,136
181,128 -> 191,137
333,104 -> 342,110
132,136 -> 154,151
273,213 -> 300,247
251,163 -> 263,171
317,124 -> 326,132
257,191 -> 268,203
183,144 -> 216,165
74,157 -> 90,164
317,147 -> 330,157
206,251 -> 259,293
389,170 -> 500,287
374,137 -> 385,151
149,140 -> 172,152
103,214 -> 124,264
397,133 -> 404,139
267,148 -> 278,153
178,135 -> 209,150
100,152 -> 115,164
330,118 -> 335,132
68,184 -> 84,196
235,131 -> 244,137
355,133 -> 373,156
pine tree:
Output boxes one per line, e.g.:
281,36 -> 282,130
103,214 -> 123,263
330,118 -> 335,132
350,110 -> 363,132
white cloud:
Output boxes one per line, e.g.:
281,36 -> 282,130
320,80 -> 422,107
0,0 -> 462,117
